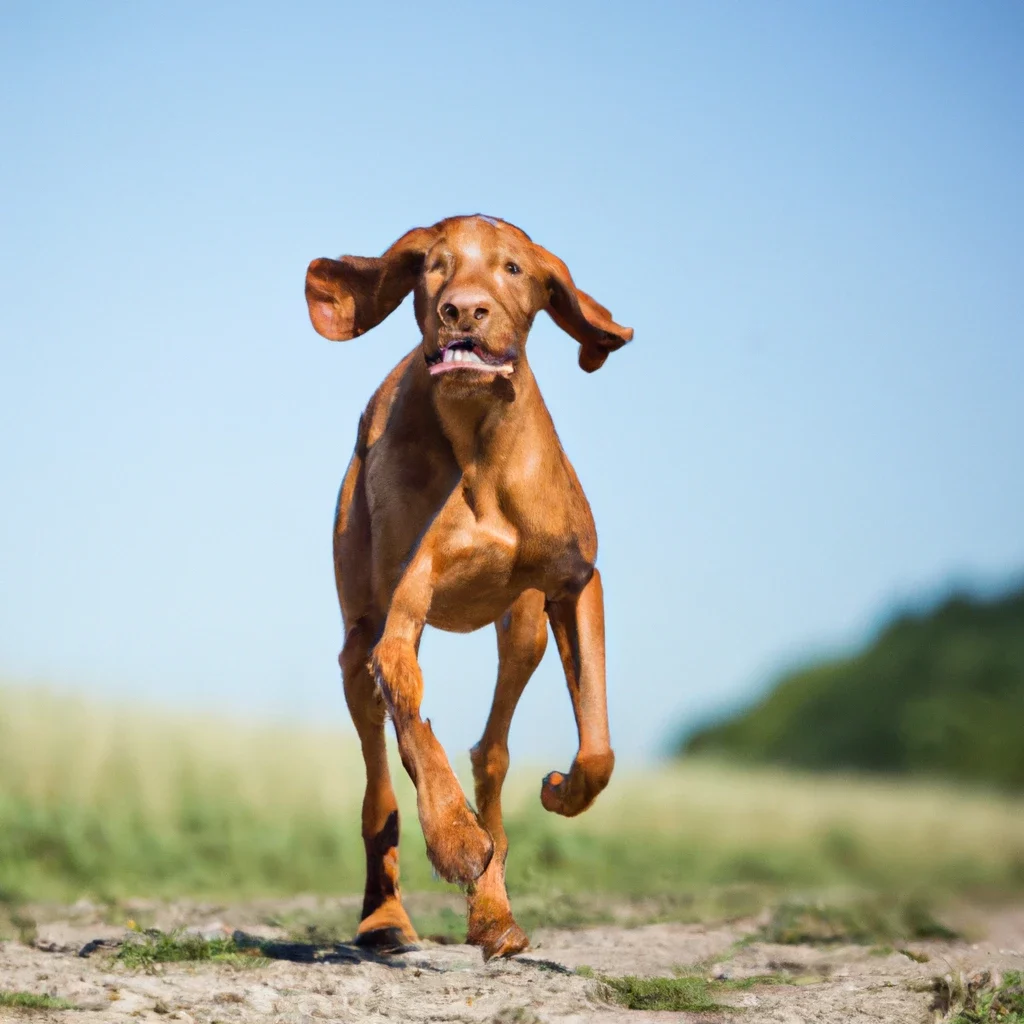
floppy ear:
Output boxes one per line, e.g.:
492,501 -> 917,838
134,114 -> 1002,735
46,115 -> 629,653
305,226 -> 436,341
538,247 -> 634,372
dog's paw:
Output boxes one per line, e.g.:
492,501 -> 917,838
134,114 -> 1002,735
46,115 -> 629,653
540,751 -> 615,817
467,916 -> 529,960
354,900 -> 419,950
421,800 -> 493,886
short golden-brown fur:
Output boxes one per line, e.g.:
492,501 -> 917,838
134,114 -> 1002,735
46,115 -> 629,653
305,215 -> 633,959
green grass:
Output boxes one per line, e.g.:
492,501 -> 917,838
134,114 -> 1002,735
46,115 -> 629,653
1,683 -> 1024,910
411,905 -> 466,943
263,898 -> 469,945
600,972 -> 788,1011
0,990 -> 77,1011
758,895 -> 959,946
265,904 -> 359,946
114,929 -> 264,969
938,970 -> 1024,1023
602,974 -> 723,1011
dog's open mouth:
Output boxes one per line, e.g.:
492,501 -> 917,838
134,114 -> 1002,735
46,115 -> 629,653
426,339 -> 514,377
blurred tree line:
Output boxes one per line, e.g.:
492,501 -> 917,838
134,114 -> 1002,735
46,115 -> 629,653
680,582 -> 1024,790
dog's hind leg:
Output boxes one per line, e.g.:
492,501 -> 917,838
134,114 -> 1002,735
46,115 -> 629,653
467,589 -> 548,959
341,616 -> 418,948
542,569 -> 615,816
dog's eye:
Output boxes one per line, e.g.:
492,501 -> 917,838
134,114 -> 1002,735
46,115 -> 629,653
505,261 -> 521,275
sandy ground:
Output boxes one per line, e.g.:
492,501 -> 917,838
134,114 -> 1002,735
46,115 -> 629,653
1,897 -> 1022,1023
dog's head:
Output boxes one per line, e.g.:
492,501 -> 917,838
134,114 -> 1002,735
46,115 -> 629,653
305,215 -> 633,385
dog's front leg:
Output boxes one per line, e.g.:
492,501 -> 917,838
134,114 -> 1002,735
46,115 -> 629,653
371,551 -> 493,885
543,569 -> 615,816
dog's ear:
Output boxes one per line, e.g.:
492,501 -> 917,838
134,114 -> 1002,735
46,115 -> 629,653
305,226 -> 437,341
536,247 -> 634,372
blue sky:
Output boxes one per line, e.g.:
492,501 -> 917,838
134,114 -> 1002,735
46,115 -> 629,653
1,1 -> 1022,764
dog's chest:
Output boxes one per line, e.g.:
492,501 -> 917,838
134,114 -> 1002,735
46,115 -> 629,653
426,492 -> 518,629
425,477 -> 589,632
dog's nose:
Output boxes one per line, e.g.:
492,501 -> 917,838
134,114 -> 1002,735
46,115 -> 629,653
439,291 -> 490,328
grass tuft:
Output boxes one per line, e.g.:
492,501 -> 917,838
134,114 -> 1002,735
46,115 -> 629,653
602,974 -> 722,1012
759,895 -> 958,946
600,971 -> 788,1011
936,969 -> 1024,1023
0,990 -> 77,1010
115,930 -> 264,969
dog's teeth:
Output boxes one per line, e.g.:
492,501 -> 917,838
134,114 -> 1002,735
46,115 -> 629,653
466,350 -> 482,363
443,348 -> 455,364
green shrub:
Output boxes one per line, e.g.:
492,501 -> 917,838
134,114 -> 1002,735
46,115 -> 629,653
682,585 -> 1024,790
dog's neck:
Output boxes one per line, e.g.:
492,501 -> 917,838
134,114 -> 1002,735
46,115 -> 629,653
426,357 -> 543,479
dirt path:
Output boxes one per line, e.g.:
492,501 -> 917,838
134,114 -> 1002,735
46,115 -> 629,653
1,898 -> 1021,1023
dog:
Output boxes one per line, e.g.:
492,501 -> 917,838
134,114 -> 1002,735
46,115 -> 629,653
304,214 -> 633,959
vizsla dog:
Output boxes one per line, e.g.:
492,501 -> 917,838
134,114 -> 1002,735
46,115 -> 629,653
304,214 -> 633,959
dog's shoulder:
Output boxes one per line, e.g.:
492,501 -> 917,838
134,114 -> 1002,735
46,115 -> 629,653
359,347 -> 423,453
